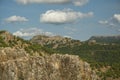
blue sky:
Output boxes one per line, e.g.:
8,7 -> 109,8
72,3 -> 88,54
0,0 -> 120,41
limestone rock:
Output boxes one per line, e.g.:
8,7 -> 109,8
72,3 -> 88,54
0,48 -> 99,80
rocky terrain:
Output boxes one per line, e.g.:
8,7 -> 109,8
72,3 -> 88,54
0,31 -> 99,80
0,47 -> 99,80
31,35 -> 81,49
31,34 -> 120,80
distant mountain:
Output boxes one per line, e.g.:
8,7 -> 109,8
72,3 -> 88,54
89,35 -> 120,44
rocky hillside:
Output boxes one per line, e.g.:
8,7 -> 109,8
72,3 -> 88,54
31,35 -> 81,49
0,47 -> 98,80
0,30 -> 30,48
0,30 -> 99,80
0,31 -> 51,56
31,34 -> 120,80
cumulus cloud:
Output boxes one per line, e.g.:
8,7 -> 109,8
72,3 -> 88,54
13,28 -> 54,38
40,9 -> 93,24
5,15 -> 28,23
99,14 -> 120,27
113,14 -> 120,23
16,0 -> 88,6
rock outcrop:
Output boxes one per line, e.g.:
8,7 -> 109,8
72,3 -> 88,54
0,47 -> 99,80
31,35 -> 81,48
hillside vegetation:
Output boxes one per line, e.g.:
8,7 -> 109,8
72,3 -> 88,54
89,36 -> 120,44
31,34 -> 120,80
0,30 -> 99,80
0,31 -> 55,56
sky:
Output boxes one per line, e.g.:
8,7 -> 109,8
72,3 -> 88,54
0,0 -> 120,41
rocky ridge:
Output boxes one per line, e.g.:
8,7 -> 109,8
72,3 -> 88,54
31,35 -> 81,49
0,31 -> 99,80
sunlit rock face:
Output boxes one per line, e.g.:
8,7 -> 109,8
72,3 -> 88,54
30,35 -> 81,48
0,48 -> 99,80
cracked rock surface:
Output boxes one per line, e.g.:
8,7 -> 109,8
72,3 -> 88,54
0,48 -> 99,80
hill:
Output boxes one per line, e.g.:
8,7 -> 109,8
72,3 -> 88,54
31,34 -> 120,80
31,35 -> 81,49
89,35 -> 120,44
0,30 -> 99,80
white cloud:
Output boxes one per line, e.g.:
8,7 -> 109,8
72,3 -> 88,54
40,9 -> 93,24
5,15 -> 28,23
99,14 -> 120,27
16,0 -> 88,6
64,35 -> 72,38
73,0 -> 89,6
98,20 -> 108,25
113,14 -> 120,23
16,0 -> 69,4
13,28 -> 54,38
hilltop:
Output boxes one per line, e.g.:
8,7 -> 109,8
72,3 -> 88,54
31,35 -> 81,48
